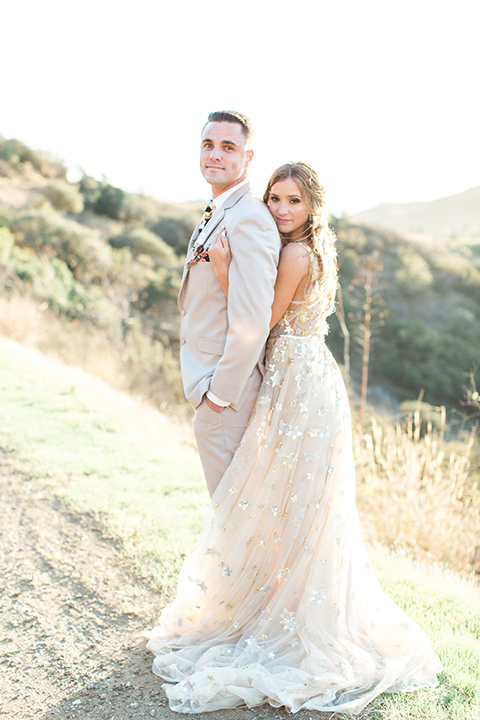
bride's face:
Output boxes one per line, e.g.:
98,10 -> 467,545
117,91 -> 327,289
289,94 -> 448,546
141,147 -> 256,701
268,178 -> 309,240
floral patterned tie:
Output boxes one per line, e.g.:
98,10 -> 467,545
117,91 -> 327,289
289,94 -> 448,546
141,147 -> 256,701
186,200 -> 215,269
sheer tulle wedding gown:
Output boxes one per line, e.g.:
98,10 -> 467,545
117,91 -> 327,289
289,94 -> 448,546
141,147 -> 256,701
146,249 -> 441,714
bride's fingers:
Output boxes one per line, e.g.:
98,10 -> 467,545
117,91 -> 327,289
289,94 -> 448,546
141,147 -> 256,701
210,228 -> 226,249
218,230 -> 230,250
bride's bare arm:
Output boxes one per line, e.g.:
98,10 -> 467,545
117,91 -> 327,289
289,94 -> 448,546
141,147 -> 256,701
209,228 -> 231,297
269,243 -> 309,329
210,232 -> 308,330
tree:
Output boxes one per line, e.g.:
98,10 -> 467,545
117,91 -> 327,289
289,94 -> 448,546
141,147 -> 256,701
335,280 -> 350,387
348,251 -> 388,429
78,175 -> 125,220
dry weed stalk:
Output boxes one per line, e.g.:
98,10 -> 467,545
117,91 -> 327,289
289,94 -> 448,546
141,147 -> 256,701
354,412 -> 479,574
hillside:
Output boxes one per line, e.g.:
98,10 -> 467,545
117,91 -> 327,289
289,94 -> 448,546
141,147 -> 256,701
0,135 -> 203,408
350,186 -> 480,242
328,216 -> 480,411
1,135 -> 480,416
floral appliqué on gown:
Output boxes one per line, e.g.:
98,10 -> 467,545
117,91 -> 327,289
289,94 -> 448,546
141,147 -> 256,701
146,246 -> 441,714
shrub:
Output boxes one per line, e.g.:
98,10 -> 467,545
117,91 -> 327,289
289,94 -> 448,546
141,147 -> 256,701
120,321 -> 184,405
0,159 -> 14,178
0,227 -> 14,263
394,251 -> 433,295
371,319 -> 480,406
79,176 -> 126,220
40,180 -> 84,213
79,175 -> 102,210
121,194 -> 161,226
150,208 -> 201,255
137,267 -> 182,311
3,245 -> 121,331
0,204 -> 13,228
11,207 -> 111,280
94,183 -> 126,220
0,137 -> 65,178
109,228 -> 177,266
7,245 -> 81,309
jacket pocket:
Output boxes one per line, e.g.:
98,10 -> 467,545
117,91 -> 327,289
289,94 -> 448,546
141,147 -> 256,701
198,337 -> 225,355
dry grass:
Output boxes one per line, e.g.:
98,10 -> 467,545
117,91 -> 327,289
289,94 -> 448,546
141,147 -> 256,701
0,294 -> 43,344
38,321 -> 127,388
355,411 -> 479,574
0,294 -> 125,385
0,293 -> 186,414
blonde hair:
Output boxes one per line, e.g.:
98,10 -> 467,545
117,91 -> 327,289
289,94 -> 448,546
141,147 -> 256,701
264,162 -> 337,316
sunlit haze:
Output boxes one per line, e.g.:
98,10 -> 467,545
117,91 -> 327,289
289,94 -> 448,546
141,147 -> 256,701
2,0 -> 479,216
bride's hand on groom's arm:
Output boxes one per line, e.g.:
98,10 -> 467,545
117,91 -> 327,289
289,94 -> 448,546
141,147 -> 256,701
209,228 -> 231,297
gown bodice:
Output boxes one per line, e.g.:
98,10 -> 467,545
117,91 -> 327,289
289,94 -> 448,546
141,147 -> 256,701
270,242 -> 330,340
270,302 -> 329,339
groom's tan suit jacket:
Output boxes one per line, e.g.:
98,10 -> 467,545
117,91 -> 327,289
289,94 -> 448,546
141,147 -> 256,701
178,183 -> 281,410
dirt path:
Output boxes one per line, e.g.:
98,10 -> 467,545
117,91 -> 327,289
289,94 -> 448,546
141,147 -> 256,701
0,452 -> 328,720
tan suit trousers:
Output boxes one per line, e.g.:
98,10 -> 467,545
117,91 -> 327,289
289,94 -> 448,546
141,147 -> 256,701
193,369 -> 261,496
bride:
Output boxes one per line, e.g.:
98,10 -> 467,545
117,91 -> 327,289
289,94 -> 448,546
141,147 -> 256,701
146,162 -> 441,714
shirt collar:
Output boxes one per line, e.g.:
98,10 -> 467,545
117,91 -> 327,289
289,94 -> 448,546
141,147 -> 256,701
211,179 -> 249,210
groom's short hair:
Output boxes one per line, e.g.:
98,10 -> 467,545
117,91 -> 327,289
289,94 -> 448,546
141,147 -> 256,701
206,110 -> 254,147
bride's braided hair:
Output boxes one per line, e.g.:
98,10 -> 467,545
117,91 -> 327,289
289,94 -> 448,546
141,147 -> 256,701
263,162 -> 337,317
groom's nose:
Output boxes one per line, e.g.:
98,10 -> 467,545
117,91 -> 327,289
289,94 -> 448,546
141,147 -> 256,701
208,144 -> 222,161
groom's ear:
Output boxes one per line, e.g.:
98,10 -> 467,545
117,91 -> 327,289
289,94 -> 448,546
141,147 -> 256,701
245,149 -> 254,168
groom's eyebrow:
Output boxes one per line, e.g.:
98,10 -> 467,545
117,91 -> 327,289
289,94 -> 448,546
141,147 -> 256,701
202,138 -> 239,146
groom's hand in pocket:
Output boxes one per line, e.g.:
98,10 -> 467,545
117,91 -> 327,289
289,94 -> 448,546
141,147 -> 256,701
205,396 -> 226,413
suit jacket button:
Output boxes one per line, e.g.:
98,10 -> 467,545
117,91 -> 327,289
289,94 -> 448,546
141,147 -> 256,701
181,309 -> 186,316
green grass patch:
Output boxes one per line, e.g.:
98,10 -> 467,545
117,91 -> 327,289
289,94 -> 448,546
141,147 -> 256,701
0,336 -> 208,599
1,336 -> 479,719
364,545 -> 480,719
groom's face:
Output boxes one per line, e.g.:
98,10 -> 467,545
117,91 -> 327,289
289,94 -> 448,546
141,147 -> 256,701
200,121 -> 253,197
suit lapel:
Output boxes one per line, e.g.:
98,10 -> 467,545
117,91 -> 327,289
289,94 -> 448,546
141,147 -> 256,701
179,223 -> 199,303
185,218 -> 201,265
202,182 -> 250,246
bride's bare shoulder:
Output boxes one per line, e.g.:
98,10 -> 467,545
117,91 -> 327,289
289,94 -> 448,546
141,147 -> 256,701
279,242 -> 310,270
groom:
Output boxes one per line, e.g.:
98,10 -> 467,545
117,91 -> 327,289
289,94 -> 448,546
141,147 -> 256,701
178,110 -> 281,496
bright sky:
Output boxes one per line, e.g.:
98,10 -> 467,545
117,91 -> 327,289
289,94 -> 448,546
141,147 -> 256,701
1,0 -> 479,215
